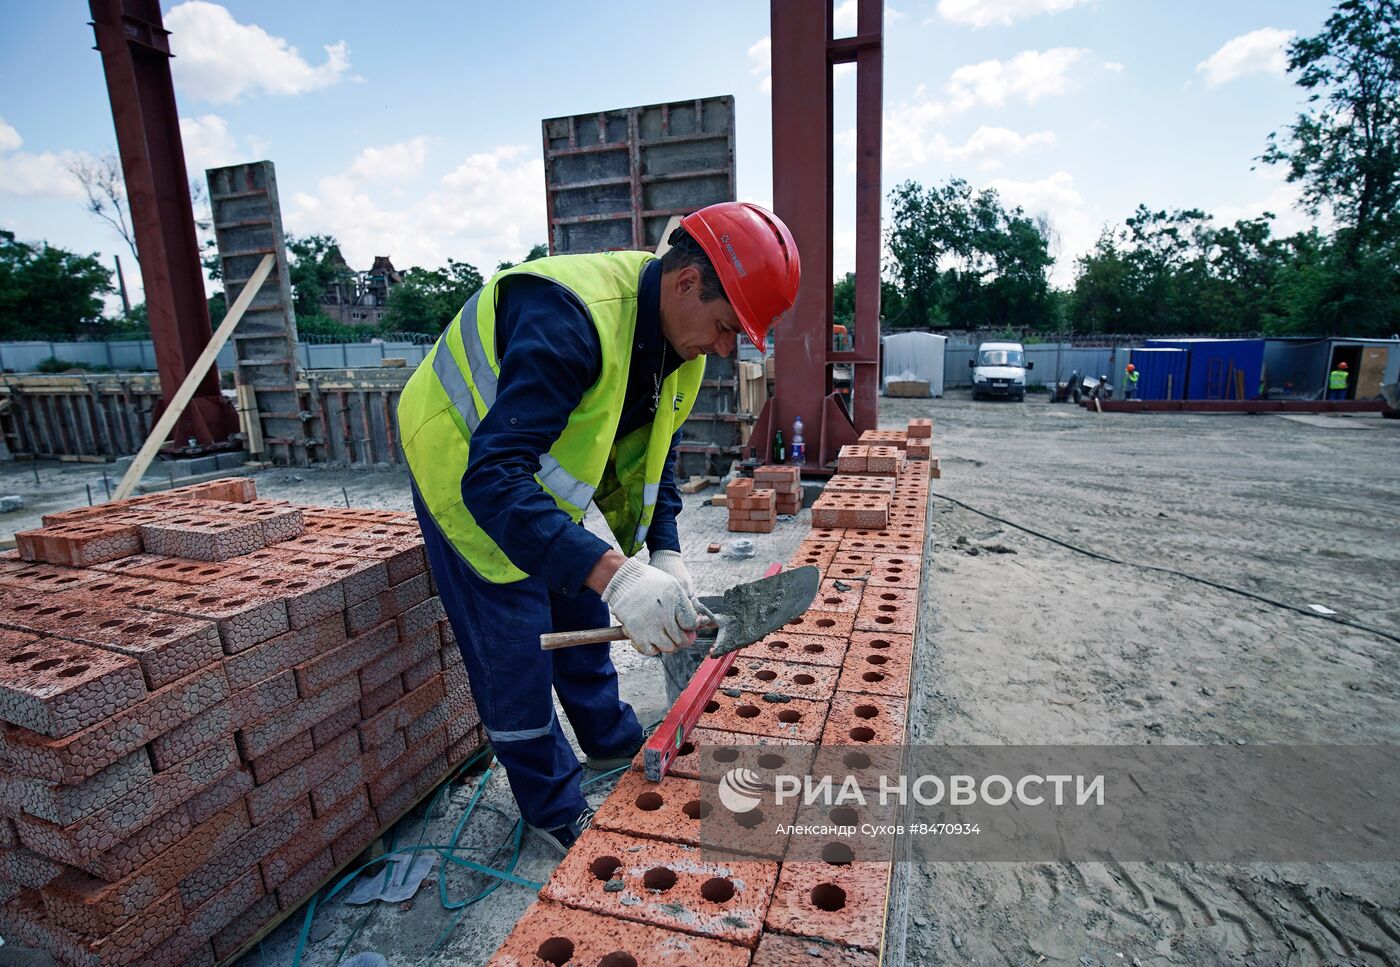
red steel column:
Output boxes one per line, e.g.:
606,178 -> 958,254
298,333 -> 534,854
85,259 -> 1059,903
769,0 -> 834,464
848,0 -> 883,433
90,0 -> 237,447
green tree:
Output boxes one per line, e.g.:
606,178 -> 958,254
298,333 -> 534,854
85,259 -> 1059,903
884,178 -> 1054,330
495,243 -> 548,273
0,229 -> 113,339
1261,0 -> 1400,251
286,234 -> 353,323
381,258 -> 485,334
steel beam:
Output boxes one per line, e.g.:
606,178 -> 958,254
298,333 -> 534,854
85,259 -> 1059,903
89,0 -> 238,447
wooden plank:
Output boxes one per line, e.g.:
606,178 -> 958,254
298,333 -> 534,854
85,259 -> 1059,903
112,254 -> 274,500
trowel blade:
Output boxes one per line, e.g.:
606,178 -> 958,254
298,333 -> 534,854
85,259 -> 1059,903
703,565 -> 821,657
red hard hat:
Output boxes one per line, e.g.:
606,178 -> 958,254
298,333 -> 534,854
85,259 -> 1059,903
1338,361 -> 1348,369
679,202 -> 801,352
1126,364 -> 1135,372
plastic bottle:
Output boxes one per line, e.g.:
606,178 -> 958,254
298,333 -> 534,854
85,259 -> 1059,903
772,428 -> 786,464
791,415 -> 806,465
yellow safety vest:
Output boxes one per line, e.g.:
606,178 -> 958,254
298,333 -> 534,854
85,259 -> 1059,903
397,252 -> 704,583
1329,369 -> 1349,390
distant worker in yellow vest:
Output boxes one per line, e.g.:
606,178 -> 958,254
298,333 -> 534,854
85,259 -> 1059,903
396,203 -> 800,852
1328,361 -> 1349,401
1123,363 -> 1139,400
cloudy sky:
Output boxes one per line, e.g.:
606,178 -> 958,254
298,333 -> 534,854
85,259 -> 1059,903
0,0 -> 1332,306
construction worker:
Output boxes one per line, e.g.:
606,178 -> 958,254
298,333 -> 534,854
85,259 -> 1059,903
1123,363 -> 1139,400
1328,361 -> 1350,400
396,203 -> 800,852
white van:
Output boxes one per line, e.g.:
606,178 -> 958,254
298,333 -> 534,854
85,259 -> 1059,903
969,341 -> 1033,401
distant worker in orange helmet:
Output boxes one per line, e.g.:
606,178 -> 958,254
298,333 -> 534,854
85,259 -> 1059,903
1123,362 -> 1140,400
396,202 -> 801,851
1328,360 -> 1350,401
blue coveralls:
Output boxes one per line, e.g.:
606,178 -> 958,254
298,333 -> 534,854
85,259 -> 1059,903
411,259 -> 685,831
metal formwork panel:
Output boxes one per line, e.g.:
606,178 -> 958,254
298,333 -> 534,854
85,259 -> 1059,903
543,96 -> 737,255
206,162 -> 309,465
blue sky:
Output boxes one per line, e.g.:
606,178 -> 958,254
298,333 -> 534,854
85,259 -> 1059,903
0,0 -> 1333,308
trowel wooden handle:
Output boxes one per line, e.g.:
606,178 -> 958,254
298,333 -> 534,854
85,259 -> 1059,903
540,626 -> 630,650
540,615 -> 718,652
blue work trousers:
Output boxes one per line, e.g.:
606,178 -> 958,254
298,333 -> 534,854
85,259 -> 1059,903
412,491 -> 642,831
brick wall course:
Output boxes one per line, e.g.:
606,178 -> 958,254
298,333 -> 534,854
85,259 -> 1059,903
695,688 -> 827,742
744,632 -> 848,668
488,899 -> 751,967
764,859 -> 892,952
720,655 -> 840,702
539,828 -> 780,948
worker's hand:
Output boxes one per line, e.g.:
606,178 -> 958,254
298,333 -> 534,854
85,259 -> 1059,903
649,549 -> 716,634
648,549 -> 696,597
602,556 -> 700,657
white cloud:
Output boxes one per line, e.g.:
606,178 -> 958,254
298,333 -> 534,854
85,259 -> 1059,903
887,7 -> 908,22
0,118 -> 84,199
937,0 -> 1092,28
346,137 -> 430,182
1103,61 -> 1125,73
1196,27 -> 1294,87
748,36 -> 772,94
1212,166 -> 1326,237
834,0 -> 859,36
946,47 -> 1088,110
179,114 -> 241,174
985,171 -> 1099,285
166,1 -> 350,104
287,142 -> 546,278
882,85 -> 950,169
0,118 -> 21,154
940,126 -> 1055,168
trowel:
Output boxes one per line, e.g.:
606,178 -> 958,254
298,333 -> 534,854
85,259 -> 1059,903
539,565 -> 820,655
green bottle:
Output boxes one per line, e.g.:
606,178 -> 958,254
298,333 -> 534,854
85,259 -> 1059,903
772,428 -> 786,464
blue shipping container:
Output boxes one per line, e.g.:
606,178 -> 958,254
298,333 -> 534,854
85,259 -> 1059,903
1125,348 -> 1188,400
1145,338 -> 1265,400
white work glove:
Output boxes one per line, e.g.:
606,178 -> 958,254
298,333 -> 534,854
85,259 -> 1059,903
602,556 -> 700,657
650,549 -> 717,627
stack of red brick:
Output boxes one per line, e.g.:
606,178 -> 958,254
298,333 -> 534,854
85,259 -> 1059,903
488,419 -> 931,965
725,478 -> 774,534
728,465 -> 803,534
0,478 -> 483,966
